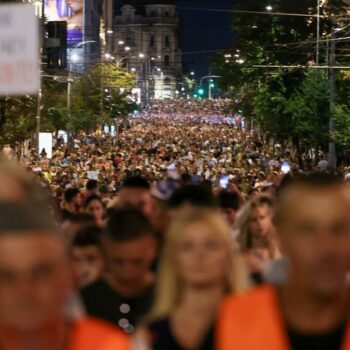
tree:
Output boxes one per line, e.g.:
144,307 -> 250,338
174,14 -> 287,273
0,62 -> 136,145
212,0 -> 348,160
0,96 -> 36,145
70,62 -> 136,131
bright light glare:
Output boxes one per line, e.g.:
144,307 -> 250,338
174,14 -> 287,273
71,53 -> 79,62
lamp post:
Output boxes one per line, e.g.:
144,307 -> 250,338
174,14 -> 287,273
199,75 -> 220,100
66,40 -> 98,148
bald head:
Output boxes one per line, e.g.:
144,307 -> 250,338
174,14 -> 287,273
275,173 -> 350,298
275,173 -> 345,227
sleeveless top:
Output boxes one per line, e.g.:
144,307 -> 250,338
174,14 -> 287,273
147,318 -> 214,350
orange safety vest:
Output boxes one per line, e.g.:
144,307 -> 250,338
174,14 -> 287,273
217,285 -> 350,350
69,317 -> 131,350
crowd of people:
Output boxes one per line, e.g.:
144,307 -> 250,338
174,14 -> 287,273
141,99 -> 240,125
0,98 -> 349,349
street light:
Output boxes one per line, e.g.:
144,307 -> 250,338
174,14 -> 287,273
125,46 -> 131,52
71,53 -> 79,62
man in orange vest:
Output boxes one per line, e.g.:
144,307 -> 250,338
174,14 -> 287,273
218,173 -> 350,350
0,201 -> 131,350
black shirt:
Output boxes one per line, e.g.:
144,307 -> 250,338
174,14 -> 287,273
80,278 -> 154,333
288,324 -> 345,350
148,318 -> 214,350
61,208 -> 76,221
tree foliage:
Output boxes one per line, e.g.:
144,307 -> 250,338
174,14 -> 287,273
213,0 -> 350,157
0,62 -> 136,144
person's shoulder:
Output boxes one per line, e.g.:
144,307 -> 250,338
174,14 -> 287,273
221,285 -> 276,315
71,317 -> 131,350
80,279 -> 110,298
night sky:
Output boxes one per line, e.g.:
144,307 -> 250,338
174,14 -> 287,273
177,0 -> 236,76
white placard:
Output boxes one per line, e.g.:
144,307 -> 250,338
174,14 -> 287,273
58,130 -> 68,144
0,4 -> 40,95
87,171 -> 100,181
39,132 -> 53,159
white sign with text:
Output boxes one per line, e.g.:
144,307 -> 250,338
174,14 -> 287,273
0,4 -> 40,95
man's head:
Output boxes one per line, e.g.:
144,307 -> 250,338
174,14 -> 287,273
102,208 -> 157,292
168,184 -> 216,216
63,188 -> 81,213
118,176 -> 153,218
71,226 -> 104,288
86,179 -> 99,195
0,158 -> 43,203
217,190 -> 241,226
275,173 -> 350,299
0,202 -> 73,331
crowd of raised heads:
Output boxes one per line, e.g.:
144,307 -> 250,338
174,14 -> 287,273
0,99 -> 350,349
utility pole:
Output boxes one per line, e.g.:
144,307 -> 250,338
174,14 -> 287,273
316,0 -> 321,65
328,29 -> 337,171
36,0 -> 46,158
35,89 -> 42,156
208,68 -> 212,99
208,79 -> 212,100
67,73 -> 73,149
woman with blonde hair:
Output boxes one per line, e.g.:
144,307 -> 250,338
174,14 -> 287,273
235,194 -> 281,279
133,208 -> 247,350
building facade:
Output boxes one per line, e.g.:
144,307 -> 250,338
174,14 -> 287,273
108,0 -> 182,100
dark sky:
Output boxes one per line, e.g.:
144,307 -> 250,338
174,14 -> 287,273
177,0 -> 236,76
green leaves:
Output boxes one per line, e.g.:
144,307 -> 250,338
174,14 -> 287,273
212,0 -> 350,156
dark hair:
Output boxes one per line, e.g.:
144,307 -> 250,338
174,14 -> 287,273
83,194 -> 104,209
180,173 -> 192,184
86,179 -> 99,191
122,176 -> 150,190
64,188 -> 80,204
168,184 -> 216,209
99,184 -> 109,194
217,190 -> 240,210
72,225 -> 102,247
104,208 -> 154,242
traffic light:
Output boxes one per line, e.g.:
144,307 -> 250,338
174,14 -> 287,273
46,21 -> 67,69
210,82 -> 215,88
198,88 -> 204,96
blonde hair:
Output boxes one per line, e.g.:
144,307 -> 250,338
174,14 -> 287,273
148,207 -> 248,321
235,194 -> 277,254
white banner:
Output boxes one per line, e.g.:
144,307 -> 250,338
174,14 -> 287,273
0,4 -> 40,95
